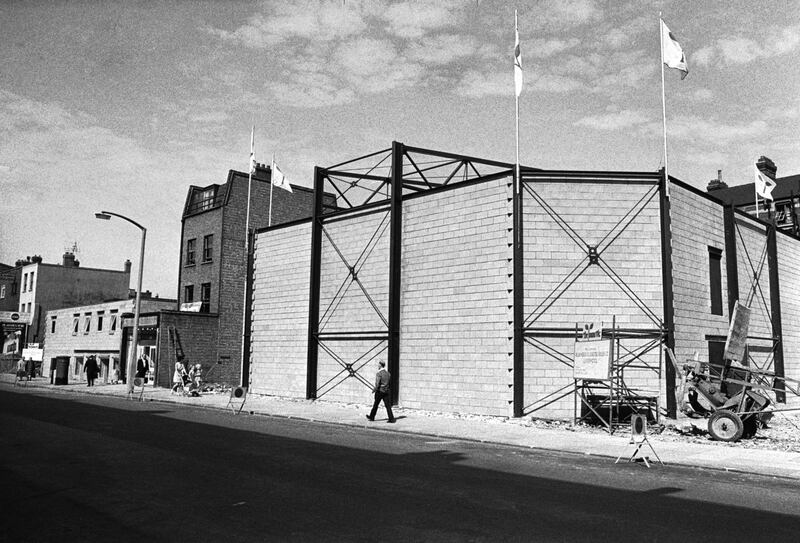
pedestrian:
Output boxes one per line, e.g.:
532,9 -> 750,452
111,365 -> 120,385
172,360 -> 187,393
25,357 -> 35,381
366,361 -> 395,423
135,356 -> 148,381
84,355 -> 99,387
188,364 -> 202,396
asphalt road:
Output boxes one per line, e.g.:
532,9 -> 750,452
2,388 -> 799,542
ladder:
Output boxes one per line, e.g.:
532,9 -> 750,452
168,326 -> 185,361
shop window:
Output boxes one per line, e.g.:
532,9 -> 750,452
97,311 -> 104,332
184,284 -> 194,303
708,247 -> 723,315
200,282 -> 211,313
186,238 -> 196,266
72,314 -> 80,335
51,316 -> 57,334
74,356 -> 83,376
202,234 -> 213,262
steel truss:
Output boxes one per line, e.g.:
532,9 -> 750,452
725,211 -> 786,401
519,170 -> 668,424
306,142 -> 513,401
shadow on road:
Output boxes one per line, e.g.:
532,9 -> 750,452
2,389 -> 799,542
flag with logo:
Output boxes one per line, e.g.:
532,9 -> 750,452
754,164 -> 776,200
514,11 -> 523,97
271,157 -> 292,192
660,19 -> 688,79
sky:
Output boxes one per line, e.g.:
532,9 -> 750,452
1,0 -> 799,297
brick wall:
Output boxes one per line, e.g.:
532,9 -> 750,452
155,311 -> 219,387
523,180 -> 663,419
400,179 -> 510,416
249,222 -> 312,396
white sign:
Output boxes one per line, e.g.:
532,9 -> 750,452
573,339 -> 612,381
180,302 -> 203,312
724,302 -> 751,362
21,348 -> 43,362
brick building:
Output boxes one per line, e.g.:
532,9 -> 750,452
43,296 -> 176,384
0,253 -> 131,369
248,142 -> 800,421
176,164 -> 320,385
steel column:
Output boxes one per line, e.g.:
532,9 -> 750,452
241,228 -> 255,387
388,141 -> 403,403
306,166 -> 325,399
659,170 -> 677,418
513,168 -> 525,417
767,225 -> 786,403
723,205 -> 739,320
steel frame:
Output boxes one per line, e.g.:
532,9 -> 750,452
306,142 -> 513,402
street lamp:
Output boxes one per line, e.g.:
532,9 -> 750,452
95,211 -> 146,394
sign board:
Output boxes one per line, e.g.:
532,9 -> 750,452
630,414 -> 647,443
573,339 -> 612,381
21,348 -> 43,362
180,302 -> 203,312
724,301 -> 751,362
0,311 -> 32,323
122,315 -> 159,328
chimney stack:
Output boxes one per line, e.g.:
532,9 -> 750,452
706,169 -> 728,192
62,252 -> 76,268
254,162 -> 270,179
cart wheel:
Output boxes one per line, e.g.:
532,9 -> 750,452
708,411 -> 743,442
741,416 -> 758,439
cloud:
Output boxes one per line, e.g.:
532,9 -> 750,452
668,115 -> 770,144
383,0 -> 459,38
529,0 -> 602,30
527,38 -> 580,59
454,68 -> 583,97
574,110 -> 651,130
406,34 -> 478,65
266,71 -> 356,108
692,24 -> 800,66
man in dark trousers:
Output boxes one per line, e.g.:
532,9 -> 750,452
366,361 -> 395,423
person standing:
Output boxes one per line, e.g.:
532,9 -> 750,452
366,361 -> 395,423
135,356 -> 148,381
25,357 -> 35,381
172,360 -> 187,393
84,355 -> 99,387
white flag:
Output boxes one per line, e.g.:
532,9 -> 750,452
755,165 -> 776,200
249,126 -> 256,174
271,157 -> 292,193
660,19 -> 688,79
514,11 -> 523,97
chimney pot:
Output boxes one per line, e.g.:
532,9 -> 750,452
124,259 -> 132,273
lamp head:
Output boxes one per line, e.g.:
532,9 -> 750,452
95,212 -> 111,220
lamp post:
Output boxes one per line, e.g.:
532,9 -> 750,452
95,211 -> 146,394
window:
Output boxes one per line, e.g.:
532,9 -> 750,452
202,234 -> 213,262
22,273 -> 27,292
73,314 -> 80,335
709,246 -> 723,316
11,281 -> 17,295
51,316 -> 57,334
200,282 -> 211,313
97,311 -> 104,332
184,284 -> 194,303
109,310 -> 118,334
27,302 -> 31,313
0,285 -> 4,298
29,272 -> 34,292
84,313 -> 92,334
186,238 -> 196,266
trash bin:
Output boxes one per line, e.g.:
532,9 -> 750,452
55,358 -> 69,385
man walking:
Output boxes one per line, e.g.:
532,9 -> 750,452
366,361 -> 395,423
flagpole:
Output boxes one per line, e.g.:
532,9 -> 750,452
515,9 -> 520,196
755,161 -> 761,219
240,125 -> 255,388
268,154 -> 275,227
659,13 -> 670,199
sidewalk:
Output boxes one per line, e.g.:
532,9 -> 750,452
5,374 -> 800,480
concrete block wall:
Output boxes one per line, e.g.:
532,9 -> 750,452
315,210 -> 390,404
777,233 -> 800,408
733,216 -> 773,355
522,180 -> 663,419
249,222 -> 312,397
400,179 -> 510,416
670,187 -> 730,369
